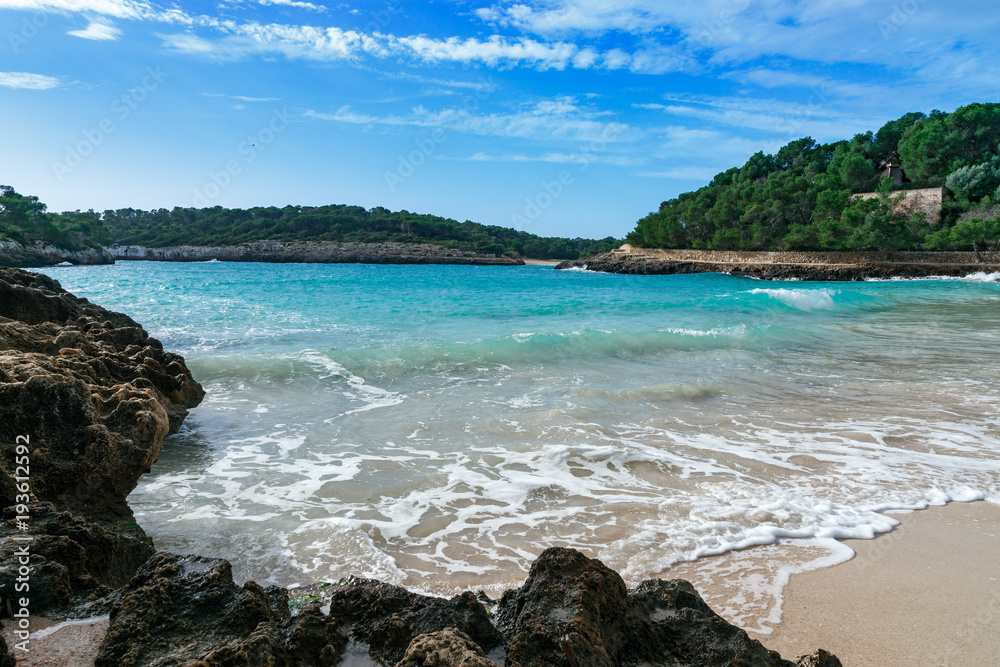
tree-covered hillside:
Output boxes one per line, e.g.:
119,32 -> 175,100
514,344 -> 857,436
0,186 -> 108,250
1,191 -> 620,260
627,102 -> 1000,252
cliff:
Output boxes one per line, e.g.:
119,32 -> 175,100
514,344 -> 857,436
110,241 -> 525,266
0,240 -> 113,267
556,248 -> 1000,280
0,267 -> 204,613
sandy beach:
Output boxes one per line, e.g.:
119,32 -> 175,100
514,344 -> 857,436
745,501 -> 1000,666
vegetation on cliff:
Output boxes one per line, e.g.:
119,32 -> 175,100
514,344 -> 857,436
0,185 -> 109,251
2,187 -> 619,260
626,102 -> 1000,253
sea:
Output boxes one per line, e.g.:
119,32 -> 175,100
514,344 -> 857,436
37,261 -> 1000,633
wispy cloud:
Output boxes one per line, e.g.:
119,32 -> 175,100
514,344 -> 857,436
637,167 -> 723,180
636,93 -> 877,140
0,71 -> 60,89
305,97 -> 638,143
200,92 -> 281,102
440,151 -> 642,166
67,19 -> 122,40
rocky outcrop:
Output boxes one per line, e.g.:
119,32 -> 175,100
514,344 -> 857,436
394,628 -> 496,667
96,548 -> 838,667
0,240 -> 113,267
0,267 -> 204,614
495,547 -> 831,667
110,241 -> 524,265
325,578 -> 502,665
95,552 -> 345,667
556,249 -> 1000,280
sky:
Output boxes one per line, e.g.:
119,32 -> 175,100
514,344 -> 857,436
1,1 -> 998,239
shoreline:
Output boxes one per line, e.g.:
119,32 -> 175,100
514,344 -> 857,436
555,249 -> 1000,281
668,501 -> 1000,667
13,502 -> 998,665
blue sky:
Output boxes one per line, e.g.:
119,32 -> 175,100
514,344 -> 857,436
1,0 -> 998,239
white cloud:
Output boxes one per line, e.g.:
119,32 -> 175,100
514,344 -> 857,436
390,34 -> 579,70
160,22 -> 384,61
67,19 -> 122,40
257,0 -> 326,11
0,71 -> 60,89
472,0 -> 1000,86
0,0 -> 187,22
157,20 -> 651,73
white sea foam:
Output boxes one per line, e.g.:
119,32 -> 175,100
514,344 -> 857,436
748,287 -> 837,311
868,271 -> 1000,283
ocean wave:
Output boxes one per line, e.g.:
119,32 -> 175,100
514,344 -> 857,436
748,287 -> 837,311
331,326 -> 761,377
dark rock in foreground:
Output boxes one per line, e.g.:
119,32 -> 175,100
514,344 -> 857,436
0,267 -> 204,614
497,546 -> 830,667
96,547 -> 839,667
395,628 -> 496,667
556,248 -> 1000,281
95,552 -> 346,667
326,577 -> 502,665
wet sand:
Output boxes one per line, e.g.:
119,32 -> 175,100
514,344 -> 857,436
1,616 -> 108,666
745,501 -> 1000,666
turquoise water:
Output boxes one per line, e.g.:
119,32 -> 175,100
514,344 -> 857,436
38,262 -> 1000,624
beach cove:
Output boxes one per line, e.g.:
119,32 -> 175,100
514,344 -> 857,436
34,261 -> 999,595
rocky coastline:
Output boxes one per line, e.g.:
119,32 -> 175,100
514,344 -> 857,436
0,241 -> 114,268
0,266 -> 839,666
555,248 -> 1000,280
109,241 -> 524,266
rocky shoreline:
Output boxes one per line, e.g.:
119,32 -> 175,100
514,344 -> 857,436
555,248 -> 1000,280
0,266 -> 839,666
109,241 -> 524,266
0,241 -> 114,268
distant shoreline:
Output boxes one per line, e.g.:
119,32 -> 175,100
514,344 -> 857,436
555,248 -> 1000,280
108,241 -> 525,266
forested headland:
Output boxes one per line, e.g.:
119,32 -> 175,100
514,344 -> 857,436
626,102 -> 1000,253
0,190 -> 619,260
